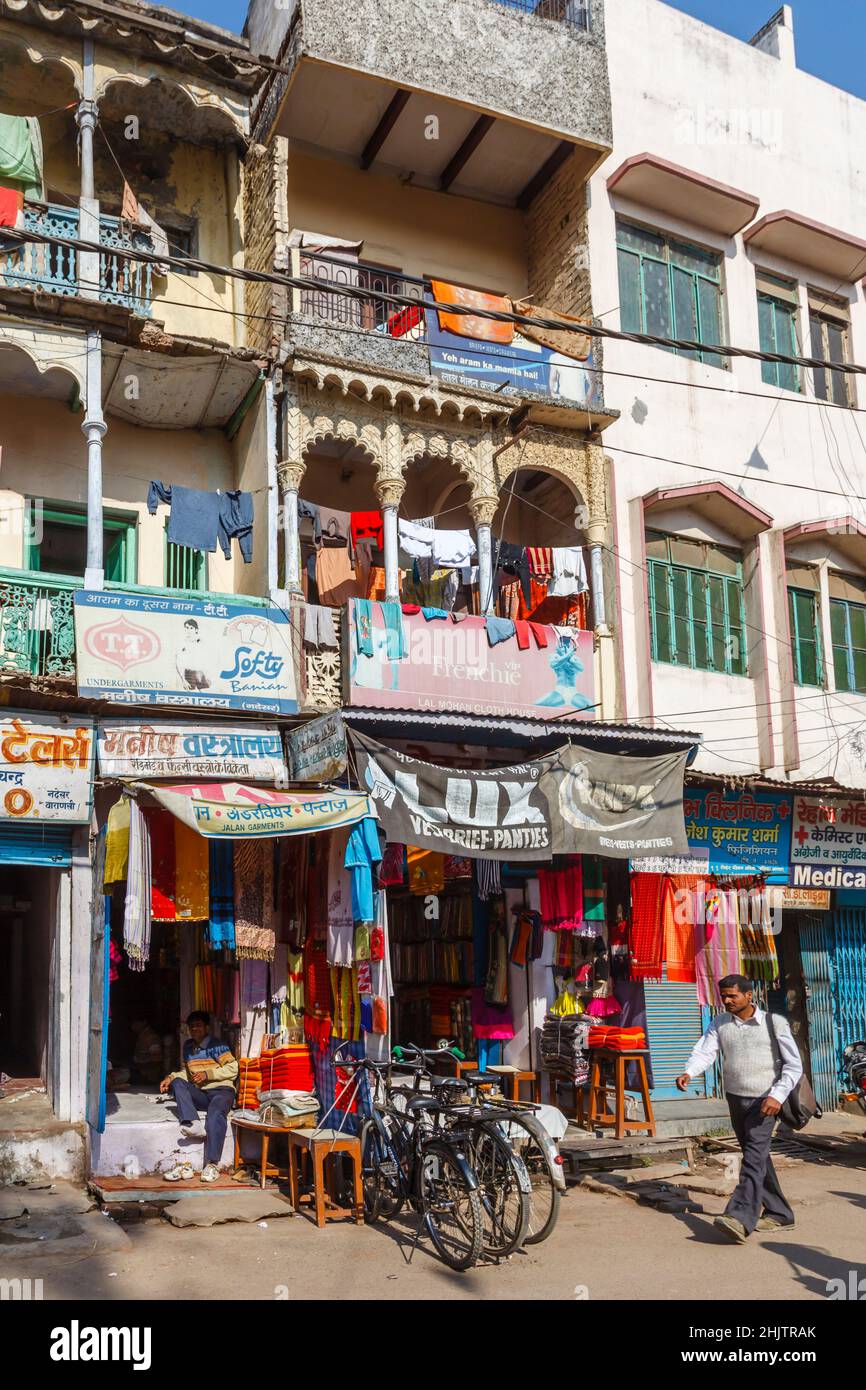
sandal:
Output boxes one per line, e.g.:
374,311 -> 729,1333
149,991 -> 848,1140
163,1161 -> 195,1182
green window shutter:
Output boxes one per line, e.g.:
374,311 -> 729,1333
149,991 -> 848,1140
789,589 -> 821,687
642,257 -> 673,340
672,265 -> 699,360
696,277 -> 723,369
649,560 -> 673,663
617,248 -> 642,333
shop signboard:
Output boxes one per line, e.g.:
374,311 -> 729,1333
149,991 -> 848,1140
351,731 -> 689,861
97,721 -> 287,784
74,592 -> 300,716
286,713 -> 347,783
0,711 -> 94,822
425,312 -> 602,410
790,796 -> 866,889
345,602 -> 595,721
770,886 -> 831,911
139,781 -> 373,839
635,787 -> 794,883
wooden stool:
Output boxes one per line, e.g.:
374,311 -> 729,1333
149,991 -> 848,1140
287,1127 -> 364,1229
587,1049 -> 655,1140
231,1117 -> 289,1189
487,1065 -> 542,1104
547,1074 -> 585,1126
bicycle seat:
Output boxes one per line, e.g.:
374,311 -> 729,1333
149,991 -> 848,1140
430,1074 -> 468,1090
407,1094 -> 441,1114
461,1072 -> 501,1087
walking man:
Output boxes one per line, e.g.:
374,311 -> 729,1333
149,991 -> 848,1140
676,974 -> 803,1243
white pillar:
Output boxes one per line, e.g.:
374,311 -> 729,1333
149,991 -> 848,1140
589,540 -> 607,631
375,476 -> 406,604
266,380 -> 279,597
83,331 -> 106,589
470,496 -> 498,616
76,40 -> 100,299
279,461 -> 305,593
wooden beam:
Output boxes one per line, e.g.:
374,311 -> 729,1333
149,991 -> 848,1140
360,89 -> 412,170
517,140 -> 574,210
438,115 -> 496,192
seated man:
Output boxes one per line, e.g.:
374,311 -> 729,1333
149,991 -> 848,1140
160,1011 -> 238,1182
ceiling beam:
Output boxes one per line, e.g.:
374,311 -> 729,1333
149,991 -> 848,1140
438,114 -> 496,192
360,89 -> 412,170
516,140 -> 574,210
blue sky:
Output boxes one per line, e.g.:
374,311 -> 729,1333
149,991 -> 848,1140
189,0 -> 866,102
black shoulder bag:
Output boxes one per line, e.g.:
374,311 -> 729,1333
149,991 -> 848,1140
765,1012 -> 821,1131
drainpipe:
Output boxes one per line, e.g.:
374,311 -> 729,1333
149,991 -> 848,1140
83,331 -> 106,589
588,533 -> 608,632
76,40 -> 100,300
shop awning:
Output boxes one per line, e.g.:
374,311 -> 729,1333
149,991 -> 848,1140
130,781 -> 374,838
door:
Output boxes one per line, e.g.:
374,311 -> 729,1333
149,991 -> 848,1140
799,914 -> 839,1113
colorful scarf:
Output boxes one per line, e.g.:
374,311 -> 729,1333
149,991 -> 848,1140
580,856 -> 605,936
144,806 -> 176,920
539,860 -> 583,931
379,842 -> 406,887
628,873 -> 665,980
207,839 -> 235,951
174,820 -> 209,920
330,966 -> 361,1041
304,937 -> 332,1051
554,930 -> 583,972
695,886 -> 743,1006
104,796 -> 130,886
234,841 -> 275,961
475,858 -> 502,901
123,798 -> 152,972
662,875 -> 700,983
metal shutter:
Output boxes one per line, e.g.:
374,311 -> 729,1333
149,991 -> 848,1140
0,823 -> 74,866
644,974 -> 709,1099
832,910 -> 866,1084
799,915 -> 839,1113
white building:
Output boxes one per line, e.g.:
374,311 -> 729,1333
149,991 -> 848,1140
588,1 -> 866,786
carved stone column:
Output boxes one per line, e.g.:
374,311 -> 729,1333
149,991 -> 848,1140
375,473 -> 407,603
469,495 -> 499,616
278,459 -> 306,592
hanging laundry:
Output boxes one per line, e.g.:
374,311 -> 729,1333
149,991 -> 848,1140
485,616 -> 515,646
297,498 -> 322,544
303,937 -> 332,1051
527,547 -> 553,578
316,543 -> 359,606
123,798 -> 152,971
218,490 -> 254,564
662,875 -> 701,983
379,601 -> 407,659
379,842 -> 406,888
0,184 -> 22,229
513,620 -> 549,649
495,542 -> 531,603
143,806 -> 176,920
475,858 -> 502,901
421,606 -> 449,621
147,482 -> 221,554
318,505 -> 351,546
431,280 -> 514,344
350,510 -> 384,550
104,796 -> 130,886
207,840 -> 235,951
539,860 -> 583,931
302,602 -> 337,650
407,845 -> 445,895
326,828 -> 354,966
581,857 -> 605,936
120,181 -> 169,272
398,518 -> 476,567
174,820 -> 210,920
0,114 -> 43,200
549,546 -> 588,597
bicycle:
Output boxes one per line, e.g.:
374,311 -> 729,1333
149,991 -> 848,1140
335,1048 -> 485,1271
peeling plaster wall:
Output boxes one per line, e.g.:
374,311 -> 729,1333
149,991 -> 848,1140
231,386 -> 271,598
248,0 -> 612,149
0,394 -> 237,593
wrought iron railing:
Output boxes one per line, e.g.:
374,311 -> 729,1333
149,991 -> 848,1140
0,572 -> 77,681
487,0 -> 591,29
297,252 -> 428,342
0,203 -> 155,315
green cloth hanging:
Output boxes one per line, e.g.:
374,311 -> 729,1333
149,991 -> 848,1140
582,856 -> 605,924
0,114 -> 44,200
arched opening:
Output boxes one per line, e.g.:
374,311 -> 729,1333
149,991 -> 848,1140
494,468 -> 586,548
293,435 -> 381,600
401,454 -> 473,529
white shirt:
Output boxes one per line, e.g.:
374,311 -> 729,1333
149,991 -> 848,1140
548,545 -> 588,597
683,1006 -> 803,1104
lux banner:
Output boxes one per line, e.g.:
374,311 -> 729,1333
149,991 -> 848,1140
351,731 -> 689,861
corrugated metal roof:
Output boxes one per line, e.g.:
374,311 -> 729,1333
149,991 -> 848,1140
344,707 -> 702,752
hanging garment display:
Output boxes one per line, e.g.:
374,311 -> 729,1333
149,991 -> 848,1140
234,840 -> 275,961
549,546 -> 588,597
207,839 -> 235,951
628,873 -> 666,980
407,845 -> 445,895
539,859 -> 583,931
287,947 -> 305,1021
315,544 -> 360,606
580,856 -> 605,936
144,806 -> 176,921
174,819 -> 210,920
662,874 -> 700,983
326,827 -> 354,966
330,966 -> 362,1041
379,842 -> 406,887
350,510 -> 384,550
475,858 -> 502,901
303,937 -> 332,1052
123,798 -> 152,971
695,885 -> 743,1007
0,113 -> 43,199
306,830 -> 330,941
277,836 -> 307,946
104,797 -> 131,886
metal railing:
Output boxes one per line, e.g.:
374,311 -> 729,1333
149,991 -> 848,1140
0,203 -> 155,316
298,252 -> 428,342
486,0 -> 591,29
0,572 -> 77,681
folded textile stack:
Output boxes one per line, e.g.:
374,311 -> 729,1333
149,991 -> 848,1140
237,1057 -> 262,1110
258,1044 -> 315,1093
257,1089 -> 320,1128
587,1026 -> 647,1051
540,1012 -> 592,1084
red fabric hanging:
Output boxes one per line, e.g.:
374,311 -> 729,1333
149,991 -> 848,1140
539,860 -> 583,931
142,806 -> 176,920
628,873 -> 665,980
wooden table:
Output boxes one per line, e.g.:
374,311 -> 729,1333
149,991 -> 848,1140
287,1127 -> 364,1229
231,1116 -> 292,1189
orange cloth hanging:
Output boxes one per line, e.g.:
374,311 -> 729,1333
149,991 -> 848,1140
407,845 -> 445,895
174,819 -> 210,920
662,875 -> 700,984
431,279 -> 514,344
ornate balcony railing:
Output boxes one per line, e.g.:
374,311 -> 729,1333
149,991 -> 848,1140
0,203 -> 155,316
297,252 -> 427,342
0,572 -> 77,681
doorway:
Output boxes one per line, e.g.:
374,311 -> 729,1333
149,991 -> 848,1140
0,865 -> 57,1083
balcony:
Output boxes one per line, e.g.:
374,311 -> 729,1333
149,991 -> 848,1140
0,204 -> 155,317
0,572 -> 77,683
288,251 -> 605,417
250,0 -> 611,204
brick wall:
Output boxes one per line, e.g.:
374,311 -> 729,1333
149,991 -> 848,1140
525,153 -> 592,318
243,137 -> 290,356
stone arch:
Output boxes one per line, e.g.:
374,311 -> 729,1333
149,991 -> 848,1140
95,71 -> 247,142
0,26 -> 83,97
0,330 -> 86,396
495,466 -> 589,548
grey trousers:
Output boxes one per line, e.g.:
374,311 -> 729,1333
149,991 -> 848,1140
724,1092 -> 795,1234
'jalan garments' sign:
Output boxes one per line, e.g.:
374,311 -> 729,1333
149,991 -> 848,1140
97,721 -> 287,785
137,781 -> 373,839
351,731 -> 689,860
286,713 -> 347,783
74,591 -> 300,715
790,796 -> 866,888
0,712 -> 94,822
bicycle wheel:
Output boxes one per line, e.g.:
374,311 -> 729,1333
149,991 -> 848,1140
360,1119 -> 404,1223
508,1120 -> 562,1245
418,1140 -> 484,1271
469,1122 -> 530,1257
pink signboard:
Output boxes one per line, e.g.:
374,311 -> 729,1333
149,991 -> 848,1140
345,601 -> 595,720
